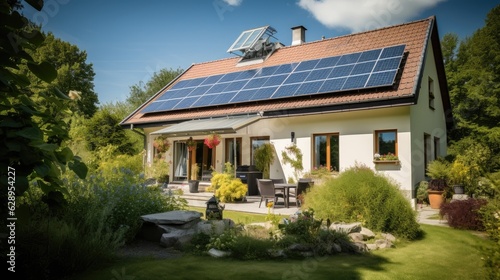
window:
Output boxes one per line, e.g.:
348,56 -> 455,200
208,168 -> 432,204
313,133 -> 339,171
424,133 -> 432,171
375,130 -> 397,158
428,77 -> 435,109
250,136 -> 270,166
225,138 -> 242,167
434,137 -> 440,160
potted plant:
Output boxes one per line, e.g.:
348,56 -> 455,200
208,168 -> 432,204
186,137 -> 197,152
147,158 -> 170,186
153,135 -> 171,154
426,159 -> 450,209
204,133 -> 221,149
448,160 -> 466,194
253,143 -> 275,179
189,163 -> 200,193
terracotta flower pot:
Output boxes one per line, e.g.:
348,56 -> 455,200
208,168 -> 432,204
428,190 -> 445,209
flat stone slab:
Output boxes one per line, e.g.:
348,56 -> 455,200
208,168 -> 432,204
141,210 -> 202,225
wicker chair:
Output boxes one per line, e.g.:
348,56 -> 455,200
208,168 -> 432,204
256,179 -> 285,208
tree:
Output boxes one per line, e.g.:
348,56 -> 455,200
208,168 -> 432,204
443,5 -> 500,171
126,67 -> 183,108
84,109 -> 135,155
25,31 -> 99,118
0,0 -> 87,207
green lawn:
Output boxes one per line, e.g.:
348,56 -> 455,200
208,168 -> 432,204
69,219 -> 491,280
186,206 -> 269,224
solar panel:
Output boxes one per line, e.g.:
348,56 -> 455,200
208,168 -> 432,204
365,70 -> 398,87
211,91 -> 237,105
342,74 -> 369,90
295,59 -> 320,72
284,71 -> 310,84
140,44 -> 406,114
249,87 -> 277,100
227,26 -> 269,53
295,81 -> 323,96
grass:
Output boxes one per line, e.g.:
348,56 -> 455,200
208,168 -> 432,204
68,218 -> 492,280
186,206 -> 269,224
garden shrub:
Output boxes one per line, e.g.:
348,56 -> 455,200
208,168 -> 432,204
440,199 -> 488,230
16,168 -> 187,279
478,176 -> 500,279
209,163 -> 248,202
303,165 -> 421,240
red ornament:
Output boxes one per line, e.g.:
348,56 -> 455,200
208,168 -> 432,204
204,134 -> 221,149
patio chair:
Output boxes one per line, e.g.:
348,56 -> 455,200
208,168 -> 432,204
292,179 -> 314,207
256,179 -> 285,208
270,178 -> 285,196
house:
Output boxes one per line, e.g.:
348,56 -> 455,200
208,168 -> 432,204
120,16 -> 452,205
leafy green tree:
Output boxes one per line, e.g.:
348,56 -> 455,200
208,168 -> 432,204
84,108 -> 135,156
25,31 -> 99,118
443,5 -> 500,171
126,67 -> 183,108
0,1 -> 87,206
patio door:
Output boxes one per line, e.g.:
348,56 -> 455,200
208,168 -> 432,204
174,140 -> 214,181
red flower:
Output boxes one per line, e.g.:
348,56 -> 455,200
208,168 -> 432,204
204,134 -> 221,149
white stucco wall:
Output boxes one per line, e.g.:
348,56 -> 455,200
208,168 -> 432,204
142,41 -> 449,205
410,40 -> 448,195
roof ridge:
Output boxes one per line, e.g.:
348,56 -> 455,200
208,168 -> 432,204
279,16 -> 433,51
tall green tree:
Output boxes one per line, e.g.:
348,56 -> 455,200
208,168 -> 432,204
84,108 -> 135,155
26,31 -> 99,118
126,67 -> 183,108
444,5 -> 500,171
0,1 -> 87,206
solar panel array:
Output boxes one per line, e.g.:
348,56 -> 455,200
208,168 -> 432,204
141,44 -> 406,114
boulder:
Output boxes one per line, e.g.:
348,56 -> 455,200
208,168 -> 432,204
351,242 -> 368,253
329,222 -> 362,234
141,210 -> 202,225
208,248 -> 231,258
381,233 -> 396,242
160,228 -> 196,248
196,219 -> 235,235
366,243 -> 378,251
360,227 -> 375,239
375,239 -> 393,249
348,232 -> 364,242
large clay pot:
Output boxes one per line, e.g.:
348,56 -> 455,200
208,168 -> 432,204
428,190 -> 445,209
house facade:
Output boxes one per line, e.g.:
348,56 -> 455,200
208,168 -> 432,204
121,16 -> 452,204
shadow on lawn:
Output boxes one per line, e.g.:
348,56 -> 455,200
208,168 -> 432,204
276,253 -> 392,280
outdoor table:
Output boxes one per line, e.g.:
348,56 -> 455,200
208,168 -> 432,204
274,183 -> 297,208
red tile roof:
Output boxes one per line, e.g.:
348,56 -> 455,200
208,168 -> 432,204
122,17 -> 436,126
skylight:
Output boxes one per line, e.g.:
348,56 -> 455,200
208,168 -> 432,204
227,26 -> 277,55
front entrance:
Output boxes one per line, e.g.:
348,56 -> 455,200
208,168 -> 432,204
174,140 -> 215,181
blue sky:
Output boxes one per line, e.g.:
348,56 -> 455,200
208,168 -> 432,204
21,0 -> 499,105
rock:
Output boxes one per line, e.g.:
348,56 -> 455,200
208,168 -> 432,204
348,232 -> 364,242
288,243 -> 313,252
360,227 -> 375,239
196,219 -> 235,235
329,222 -> 362,234
381,233 -> 396,242
268,249 -> 286,258
141,210 -> 202,225
366,243 -> 378,251
208,248 -> 231,258
375,239 -> 393,249
160,228 -> 196,248
332,243 -> 342,253
351,242 -> 368,253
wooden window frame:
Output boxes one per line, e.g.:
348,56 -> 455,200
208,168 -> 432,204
374,129 -> 398,157
312,133 -> 340,172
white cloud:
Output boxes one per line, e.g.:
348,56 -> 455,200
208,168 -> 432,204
223,0 -> 243,6
297,0 -> 446,32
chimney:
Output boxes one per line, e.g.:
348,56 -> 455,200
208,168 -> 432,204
291,25 -> 307,46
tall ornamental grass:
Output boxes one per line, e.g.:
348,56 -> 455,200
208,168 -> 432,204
304,165 -> 421,240
16,168 -> 186,279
